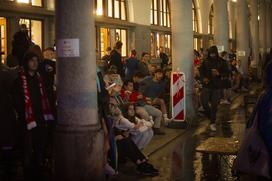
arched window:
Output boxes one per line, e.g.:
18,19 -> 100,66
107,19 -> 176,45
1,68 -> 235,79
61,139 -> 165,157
150,0 -> 171,27
208,4 -> 214,34
192,1 -> 199,33
95,0 -> 127,20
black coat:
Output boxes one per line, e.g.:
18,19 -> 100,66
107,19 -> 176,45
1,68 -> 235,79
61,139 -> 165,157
200,57 -> 229,89
109,50 -> 124,77
0,65 -> 17,147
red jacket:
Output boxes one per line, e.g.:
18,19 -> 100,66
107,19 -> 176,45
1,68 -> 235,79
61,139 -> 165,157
120,89 -> 144,103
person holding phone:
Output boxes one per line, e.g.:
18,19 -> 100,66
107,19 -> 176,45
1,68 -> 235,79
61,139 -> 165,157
200,46 -> 229,131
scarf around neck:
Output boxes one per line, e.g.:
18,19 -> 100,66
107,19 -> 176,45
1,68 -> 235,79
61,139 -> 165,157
20,69 -> 54,130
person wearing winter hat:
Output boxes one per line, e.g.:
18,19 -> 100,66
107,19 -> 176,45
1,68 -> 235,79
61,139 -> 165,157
12,52 -> 54,181
199,46 -> 229,131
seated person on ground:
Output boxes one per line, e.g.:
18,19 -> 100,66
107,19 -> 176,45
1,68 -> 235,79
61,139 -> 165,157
139,68 -> 173,124
123,103 -> 154,150
104,65 -> 123,95
120,80 -> 164,135
109,102 -> 159,176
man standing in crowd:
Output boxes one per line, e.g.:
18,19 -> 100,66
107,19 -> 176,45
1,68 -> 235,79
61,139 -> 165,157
159,47 -> 169,70
137,52 -> 150,78
109,41 -> 124,78
200,46 -> 229,131
125,49 -> 139,80
12,52 -> 54,181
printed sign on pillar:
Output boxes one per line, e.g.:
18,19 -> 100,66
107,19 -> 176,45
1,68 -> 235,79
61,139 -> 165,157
171,72 -> 186,122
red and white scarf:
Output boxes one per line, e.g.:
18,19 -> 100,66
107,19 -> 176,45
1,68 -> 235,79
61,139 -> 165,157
20,69 -> 54,130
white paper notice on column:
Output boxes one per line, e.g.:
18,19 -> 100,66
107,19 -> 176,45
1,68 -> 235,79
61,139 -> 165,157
57,39 -> 80,58
217,46 -> 224,53
237,50 -> 246,57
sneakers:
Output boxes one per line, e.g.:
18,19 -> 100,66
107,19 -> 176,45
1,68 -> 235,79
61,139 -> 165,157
210,124 -> 217,131
153,128 -> 165,135
137,162 -> 159,176
164,117 -> 173,126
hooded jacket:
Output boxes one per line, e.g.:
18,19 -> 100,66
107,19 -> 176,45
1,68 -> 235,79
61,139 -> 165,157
200,46 -> 229,89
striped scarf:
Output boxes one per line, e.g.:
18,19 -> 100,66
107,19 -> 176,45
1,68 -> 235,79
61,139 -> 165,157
20,69 -> 54,130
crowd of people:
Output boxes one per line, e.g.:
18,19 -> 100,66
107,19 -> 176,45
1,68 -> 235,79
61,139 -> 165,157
2,24 -> 272,180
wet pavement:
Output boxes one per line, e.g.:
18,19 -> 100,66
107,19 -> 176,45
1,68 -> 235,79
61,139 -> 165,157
114,94 -> 247,181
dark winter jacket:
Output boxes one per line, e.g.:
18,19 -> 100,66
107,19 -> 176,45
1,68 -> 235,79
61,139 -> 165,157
125,56 -> 139,80
109,50 -> 124,78
0,64 -> 17,147
200,46 -> 229,89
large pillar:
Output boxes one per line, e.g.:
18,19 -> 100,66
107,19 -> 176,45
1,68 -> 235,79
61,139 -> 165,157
55,0 -> 104,180
214,0 -> 229,52
236,0 -> 250,75
249,0 -> 260,72
259,0 -> 266,55
7,17 -> 20,54
171,0 -> 196,124
266,0 -> 272,51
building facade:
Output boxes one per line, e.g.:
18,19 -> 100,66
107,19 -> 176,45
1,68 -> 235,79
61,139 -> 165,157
0,0 -> 271,65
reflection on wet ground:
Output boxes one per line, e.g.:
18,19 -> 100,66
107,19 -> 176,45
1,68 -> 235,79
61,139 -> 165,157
116,94 -> 247,181
170,96 -> 245,181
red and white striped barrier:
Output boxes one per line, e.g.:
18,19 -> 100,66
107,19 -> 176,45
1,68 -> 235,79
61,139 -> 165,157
171,72 -> 186,122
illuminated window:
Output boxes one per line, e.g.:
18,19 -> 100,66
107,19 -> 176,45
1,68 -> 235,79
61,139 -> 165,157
192,2 -> 199,33
19,18 -> 43,49
208,5 -> 214,34
151,0 -> 171,27
151,32 -> 171,59
0,17 -> 7,64
95,0 -> 127,20
99,27 -> 127,58
6,0 -> 42,6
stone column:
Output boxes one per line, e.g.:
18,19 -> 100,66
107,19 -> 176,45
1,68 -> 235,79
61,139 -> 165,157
214,0 -> 229,52
259,0 -> 266,55
266,0 -> 272,51
236,0 -> 250,75
171,0 -> 196,125
55,0 -> 104,180
249,0 -> 260,77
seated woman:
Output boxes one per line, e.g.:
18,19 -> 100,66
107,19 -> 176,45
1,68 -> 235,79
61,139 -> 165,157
109,102 -> 159,176
123,104 -> 154,150
120,80 -> 164,135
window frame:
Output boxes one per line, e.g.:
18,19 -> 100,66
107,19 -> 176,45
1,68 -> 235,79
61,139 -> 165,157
151,0 -> 171,27
19,18 -> 44,49
192,1 -> 199,33
95,0 -> 127,21
4,0 -> 44,7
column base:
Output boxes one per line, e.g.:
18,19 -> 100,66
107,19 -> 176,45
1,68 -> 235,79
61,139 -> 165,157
55,124 -> 105,181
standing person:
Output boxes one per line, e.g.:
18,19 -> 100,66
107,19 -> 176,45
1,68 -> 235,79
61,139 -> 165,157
137,52 -> 150,78
200,46 -> 229,131
125,49 -> 139,80
0,63 -> 17,180
109,41 -> 124,78
12,52 -> 54,181
220,51 -> 231,104
10,24 -> 33,66
159,47 -> 169,70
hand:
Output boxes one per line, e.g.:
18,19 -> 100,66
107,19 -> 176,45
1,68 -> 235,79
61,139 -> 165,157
203,78 -> 209,84
212,69 -> 219,76
137,94 -> 143,99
